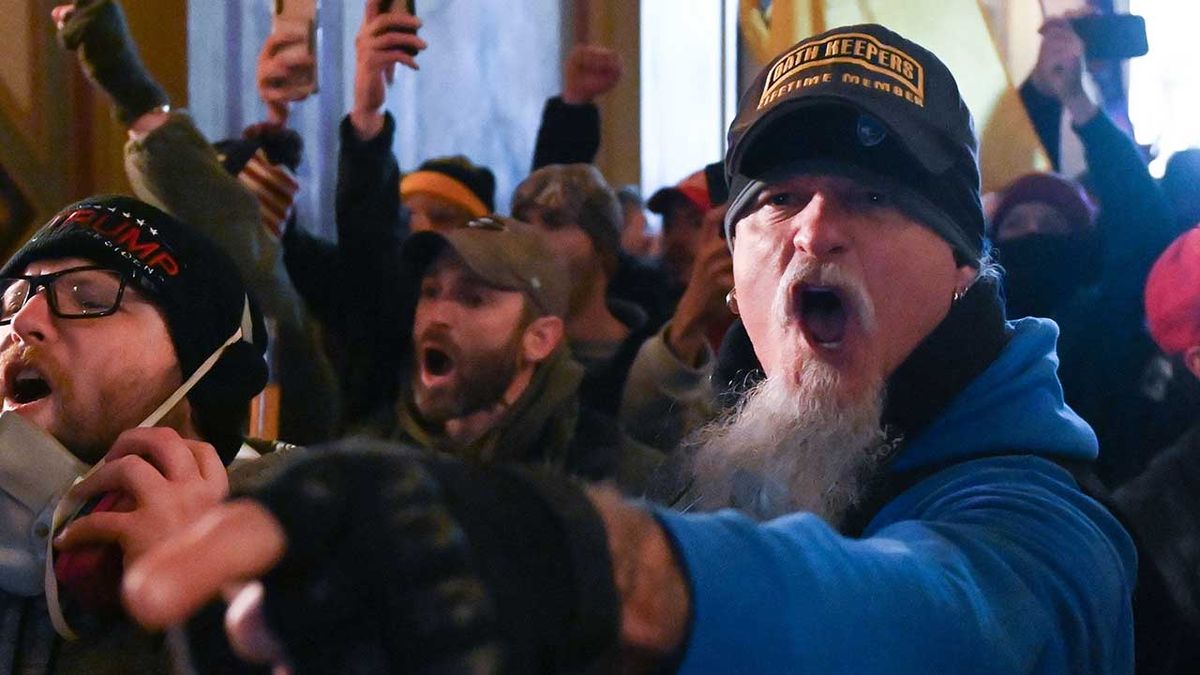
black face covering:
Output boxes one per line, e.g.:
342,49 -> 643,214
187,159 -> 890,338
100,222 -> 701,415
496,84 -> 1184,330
995,234 -> 1091,319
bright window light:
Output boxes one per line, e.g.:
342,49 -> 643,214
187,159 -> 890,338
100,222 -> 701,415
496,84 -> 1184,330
1128,0 -> 1200,177
639,0 -> 736,206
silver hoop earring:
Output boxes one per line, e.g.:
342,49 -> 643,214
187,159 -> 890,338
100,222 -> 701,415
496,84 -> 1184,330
726,288 -> 739,316
952,288 -> 965,303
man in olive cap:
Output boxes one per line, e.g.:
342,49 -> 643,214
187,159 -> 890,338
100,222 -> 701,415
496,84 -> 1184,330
363,215 -> 660,492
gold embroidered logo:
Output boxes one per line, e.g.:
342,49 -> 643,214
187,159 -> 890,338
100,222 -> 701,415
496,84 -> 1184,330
757,33 -> 925,110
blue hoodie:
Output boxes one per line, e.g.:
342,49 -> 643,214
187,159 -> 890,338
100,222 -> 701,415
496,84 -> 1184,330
656,318 -> 1136,673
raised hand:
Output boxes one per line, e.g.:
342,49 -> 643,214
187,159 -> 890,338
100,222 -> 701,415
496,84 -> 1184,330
562,44 -> 623,105
256,30 -> 317,126
125,444 -> 503,674
1030,15 -> 1099,123
351,0 -> 427,139
51,0 -> 170,127
55,427 -> 230,567
667,204 -> 734,365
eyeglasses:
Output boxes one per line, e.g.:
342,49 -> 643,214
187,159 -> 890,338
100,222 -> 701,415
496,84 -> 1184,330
0,266 -> 130,325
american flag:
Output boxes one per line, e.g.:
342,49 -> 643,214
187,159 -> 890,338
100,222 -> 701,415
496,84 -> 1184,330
236,149 -> 300,239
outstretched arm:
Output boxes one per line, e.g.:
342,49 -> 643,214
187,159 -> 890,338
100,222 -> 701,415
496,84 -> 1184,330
123,444 -> 689,673
123,451 -> 1132,673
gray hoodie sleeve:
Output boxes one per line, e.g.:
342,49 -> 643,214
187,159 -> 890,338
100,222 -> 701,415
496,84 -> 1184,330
619,323 -> 718,451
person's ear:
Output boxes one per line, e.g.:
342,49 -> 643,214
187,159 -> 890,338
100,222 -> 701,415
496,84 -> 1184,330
521,315 -> 564,364
1184,345 -> 1200,381
953,263 -> 978,297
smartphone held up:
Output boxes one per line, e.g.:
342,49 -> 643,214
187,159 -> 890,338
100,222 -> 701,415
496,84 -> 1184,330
271,0 -> 319,95
379,0 -> 420,58
1070,14 -> 1148,60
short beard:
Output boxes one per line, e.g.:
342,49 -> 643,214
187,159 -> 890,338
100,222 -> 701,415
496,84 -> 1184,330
683,358 -> 893,526
412,325 -> 524,425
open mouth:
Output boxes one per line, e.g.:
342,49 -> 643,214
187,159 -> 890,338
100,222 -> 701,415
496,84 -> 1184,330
6,366 -> 52,406
796,286 -> 849,348
420,346 -> 456,379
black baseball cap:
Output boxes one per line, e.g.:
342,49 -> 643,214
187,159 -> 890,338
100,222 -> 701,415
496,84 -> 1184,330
724,24 -> 985,266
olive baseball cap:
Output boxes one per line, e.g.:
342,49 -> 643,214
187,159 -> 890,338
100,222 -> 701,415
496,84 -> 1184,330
400,215 -> 570,317
724,24 -> 985,266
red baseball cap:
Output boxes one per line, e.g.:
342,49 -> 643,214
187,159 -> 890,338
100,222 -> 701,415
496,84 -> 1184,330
1145,227 -> 1200,355
647,169 -> 711,215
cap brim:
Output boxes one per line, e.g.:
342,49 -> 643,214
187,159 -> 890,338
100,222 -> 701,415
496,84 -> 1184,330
398,229 -> 527,297
727,94 -> 955,184
647,188 -> 688,215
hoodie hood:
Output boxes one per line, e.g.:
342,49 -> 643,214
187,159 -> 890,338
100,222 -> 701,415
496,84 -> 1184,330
892,316 -> 1098,472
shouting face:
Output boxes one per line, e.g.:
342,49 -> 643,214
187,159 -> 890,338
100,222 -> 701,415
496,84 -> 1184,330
732,174 -> 973,404
0,257 -> 183,463
411,252 -> 533,424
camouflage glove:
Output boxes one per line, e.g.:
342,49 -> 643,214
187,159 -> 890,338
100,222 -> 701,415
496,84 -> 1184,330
245,440 -> 620,674
58,0 -> 168,125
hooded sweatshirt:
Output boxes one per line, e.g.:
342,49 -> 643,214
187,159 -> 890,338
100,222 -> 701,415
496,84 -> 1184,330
655,317 -> 1136,673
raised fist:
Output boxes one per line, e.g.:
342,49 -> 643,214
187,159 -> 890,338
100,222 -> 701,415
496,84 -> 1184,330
562,44 -> 623,105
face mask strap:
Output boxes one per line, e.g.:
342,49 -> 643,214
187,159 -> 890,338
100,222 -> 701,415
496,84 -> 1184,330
137,297 -> 253,428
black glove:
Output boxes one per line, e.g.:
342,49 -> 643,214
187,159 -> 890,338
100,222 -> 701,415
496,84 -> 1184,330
241,439 -> 621,675
58,0 -> 168,125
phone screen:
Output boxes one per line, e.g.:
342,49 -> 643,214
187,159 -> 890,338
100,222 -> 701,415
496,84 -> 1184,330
1070,14 -> 1148,60
271,0 -> 319,94
377,0 -> 414,13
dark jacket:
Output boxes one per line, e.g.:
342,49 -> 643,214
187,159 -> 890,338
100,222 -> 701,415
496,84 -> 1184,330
1020,86 -> 1188,484
278,113 -> 413,429
1113,421 -> 1200,674
0,596 -> 169,675
530,96 -> 601,171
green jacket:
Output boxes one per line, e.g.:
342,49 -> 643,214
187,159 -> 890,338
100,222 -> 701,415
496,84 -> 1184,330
124,112 -> 340,444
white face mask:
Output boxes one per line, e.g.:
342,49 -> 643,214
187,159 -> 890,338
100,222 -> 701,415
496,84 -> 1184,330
0,411 -> 88,597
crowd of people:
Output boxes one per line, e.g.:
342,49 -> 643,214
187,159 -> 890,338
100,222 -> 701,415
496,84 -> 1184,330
1,0 -> 1198,673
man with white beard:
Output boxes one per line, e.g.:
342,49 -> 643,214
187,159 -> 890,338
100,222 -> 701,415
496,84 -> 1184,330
122,25 -> 1134,675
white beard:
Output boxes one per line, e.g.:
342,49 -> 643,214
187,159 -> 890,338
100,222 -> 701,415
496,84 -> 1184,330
684,359 -> 893,525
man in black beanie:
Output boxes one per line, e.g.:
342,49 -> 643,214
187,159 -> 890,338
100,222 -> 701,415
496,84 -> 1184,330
125,25 -> 1133,675
0,196 -> 268,673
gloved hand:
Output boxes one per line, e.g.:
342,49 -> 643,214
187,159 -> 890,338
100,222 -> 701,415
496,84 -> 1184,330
57,0 -> 168,125
236,440 -> 621,674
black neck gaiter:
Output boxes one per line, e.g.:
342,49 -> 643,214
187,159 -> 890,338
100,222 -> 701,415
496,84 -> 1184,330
881,276 -> 1011,442
994,234 -> 1091,319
